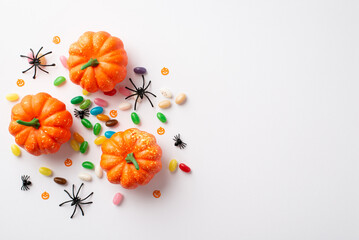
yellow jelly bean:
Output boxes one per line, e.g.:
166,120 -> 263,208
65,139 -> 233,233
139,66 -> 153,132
6,93 -> 19,102
169,159 -> 178,172
94,136 -> 107,145
39,167 -> 52,176
82,89 -> 89,95
11,144 -> 21,156
70,139 -> 80,151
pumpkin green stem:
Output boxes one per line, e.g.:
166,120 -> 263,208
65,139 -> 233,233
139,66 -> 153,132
81,58 -> 99,70
125,153 -> 140,170
16,118 -> 40,129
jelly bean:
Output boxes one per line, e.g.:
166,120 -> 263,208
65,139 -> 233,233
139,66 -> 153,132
94,98 -> 108,107
80,99 -> 92,109
95,164 -> 103,178
179,163 -> 191,173
158,100 -> 171,109
73,132 -> 84,143
11,144 -> 21,156
54,76 -> 66,86
70,139 -> 80,151
59,56 -> 68,69
82,89 -> 89,95
113,192 -> 123,205
105,131 -> 116,138
6,93 -> 19,102
80,141 -> 88,154
106,119 -> 118,127
97,114 -> 110,122
54,177 -> 67,185
81,119 -> 93,129
175,93 -> 187,105
94,136 -> 106,145
169,159 -> 178,172
118,86 -> 132,96
39,167 -> 52,176
131,112 -> 140,125
78,173 -> 92,182
160,88 -> 172,98
71,96 -> 84,104
90,106 -> 103,115
119,102 -> 131,111
134,67 -> 147,74
157,112 -> 167,123
82,161 -> 95,170
93,123 -> 101,135
104,89 -> 117,96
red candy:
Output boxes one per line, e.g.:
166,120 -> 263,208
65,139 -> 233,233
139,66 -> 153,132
179,163 -> 191,173
104,89 -> 117,96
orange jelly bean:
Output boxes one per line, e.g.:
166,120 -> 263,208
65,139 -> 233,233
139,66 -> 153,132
97,114 -> 110,122
73,132 -> 84,143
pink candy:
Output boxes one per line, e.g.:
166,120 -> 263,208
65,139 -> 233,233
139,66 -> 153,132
118,86 -> 132,97
94,98 -> 108,107
113,192 -> 123,205
59,56 -> 68,69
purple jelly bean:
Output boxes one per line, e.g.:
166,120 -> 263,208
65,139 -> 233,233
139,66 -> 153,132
134,67 -> 147,74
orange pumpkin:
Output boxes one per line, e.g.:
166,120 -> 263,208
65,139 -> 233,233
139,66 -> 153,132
101,128 -> 162,189
9,93 -> 73,156
67,31 -> 128,93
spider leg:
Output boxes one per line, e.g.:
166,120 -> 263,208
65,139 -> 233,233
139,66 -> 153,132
125,86 -> 137,93
128,78 -> 139,90
70,204 -> 78,218
30,49 -> 35,58
142,75 -> 145,89
144,91 -> 157,98
37,66 -> 49,74
20,55 -> 33,60
59,199 -> 73,206
64,189 -> 73,200
32,66 -> 37,79
22,65 -> 34,73
144,79 -> 152,91
35,47 -> 43,58
25,175 -> 29,180
76,183 -> 84,198
125,93 -> 138,100
79,201 -> 93,205
39,64 -> 56,67
80,192 -> 94,202
144,94 -> 154,107
38,51 -> 52,59
78,204 -> 85,216
21,175 -> 24,181
134,94 -> 140,110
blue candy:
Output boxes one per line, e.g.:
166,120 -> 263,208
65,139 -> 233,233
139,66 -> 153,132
90,106 -> 104,115
105,131 -> 116,138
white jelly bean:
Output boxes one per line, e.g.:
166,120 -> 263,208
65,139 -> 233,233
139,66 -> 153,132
158,100 -> 171,109
119,102 -> 132,111
113,192 -> 123,205
175,93 -> 187,105
95,164 -> 103,178
160,88 -> 172,98
78,173 -> 92,182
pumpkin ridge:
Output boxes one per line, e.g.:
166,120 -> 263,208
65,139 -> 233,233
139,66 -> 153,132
31,93 -> 50,119
15,127 -> 32,146
41,110 -> 72,127
106,138 -> 125,157
21,95 -> 35,118
93,31 -> 111,55
97,36 -> 115,57
38,97 -> 64,120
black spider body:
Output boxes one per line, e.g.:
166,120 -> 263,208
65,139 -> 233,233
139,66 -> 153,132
59,183 -> 93,218
173,134 -> 187,149
74,109 -> 90,119
20,47 -> 55,79
21,175 -> 31,191
125,75 -> 156,110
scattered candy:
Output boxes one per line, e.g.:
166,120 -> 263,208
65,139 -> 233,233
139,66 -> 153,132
39,167 -> 52,176
158,100 -> 171,109
53,36 -> 61,44
54,76 -> 66,86
95,164 -> 103,178
175,93 -> 187,105
41,191 -> 50,200
78,173 -> 92,182
11,144 -> 21,156
82,89 -> 89,95
119,102 -> 132,111
134,67 -> 147,74
6,93 -> 19,102
54,177 -> 67,185
131,112 -> 140,125
90,106 -> 104,115
118,86 -> 132,96
94,136 -> 107,145
81,119 -> 93,129
105,131 -> 116,138
160,88 -> 172,98
73,132 -> 84,143
153,190 -> 161,198
64,158 -> 72,167
169,159 -> 178,172
106,119 -> 118,127
71,96 -> 84,104
82,161 -> 95,170
109,110 -> 118,118
179,163 -> 191,173
161,67 -> 169,75
80,141 -> 89,154
17,79 -> 25,87
79,99 -> 92,109
97,114 -> 110,122
94,98 -> 108,107
104,89 -> 117,96
157,127 -> 165,135
157,112 -> 167,123
59,56 -> 68,69
93,123 -> 101,135
70,139 -> 80,151
113,192 -> 123,205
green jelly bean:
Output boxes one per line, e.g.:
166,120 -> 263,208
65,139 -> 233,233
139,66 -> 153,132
80,141 -> 88,154
157,112 -> 167,123
54,76 -> 66,86
82,161 -> 95,169
71,96 -> 84,104
81,119 -> 93,129
80,99 -> 92,109
93,123 -> 101,135
131,112 -> 140,125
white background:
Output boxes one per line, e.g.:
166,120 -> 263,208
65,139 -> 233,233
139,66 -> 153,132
0,0 -> 358,239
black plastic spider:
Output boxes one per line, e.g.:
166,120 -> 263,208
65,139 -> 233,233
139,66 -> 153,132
125,75 -> 156,110
21,175 -> 31,191
59,183 -> 93,219
173,134 -> 187,149
20,47 -> 55,79
74,108 -> 89,119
